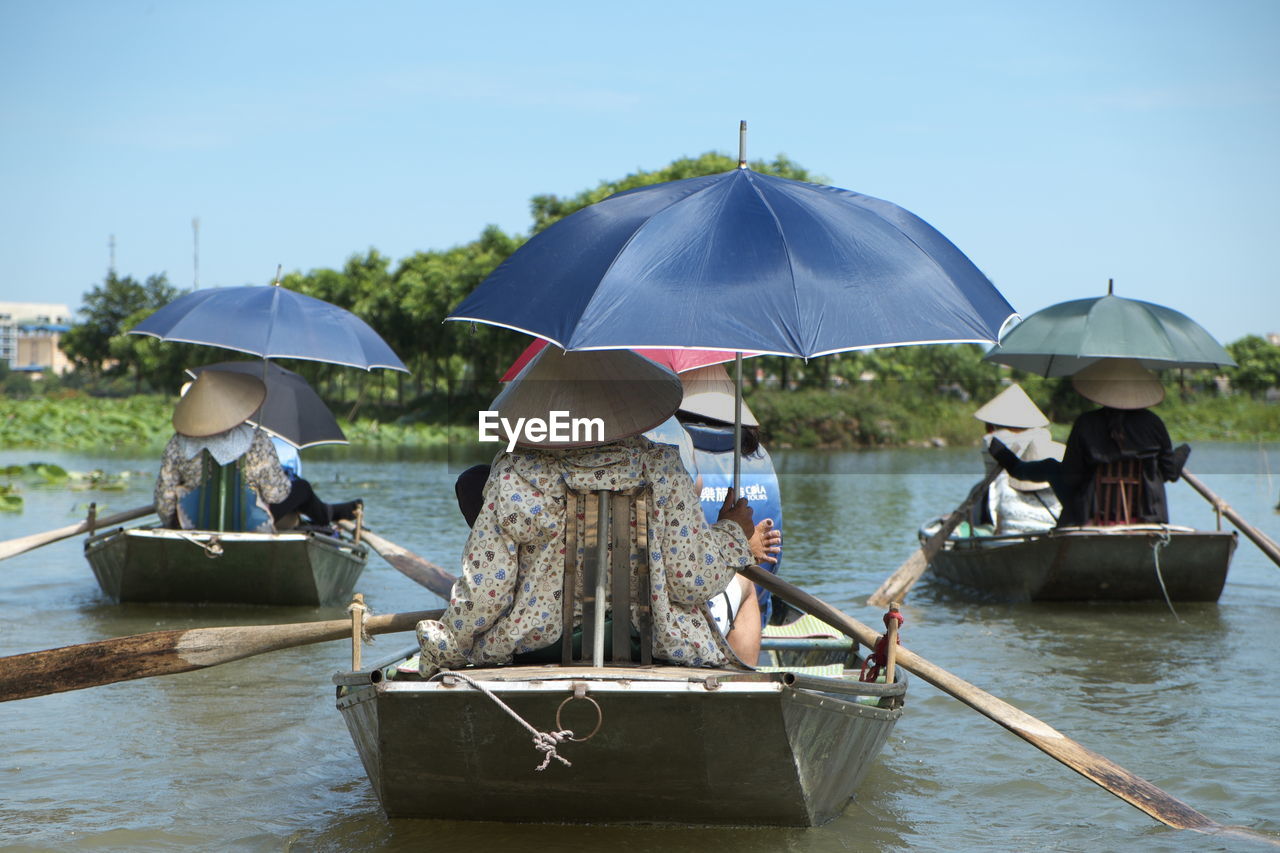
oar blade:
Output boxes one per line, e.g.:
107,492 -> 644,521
0,629 -> 204,701
342,523 -> 458,598
0,609 -> 442,703
867,550 -> 926,608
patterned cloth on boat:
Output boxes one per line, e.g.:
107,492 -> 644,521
154,428 -> 289,530
416,436 -> 752,674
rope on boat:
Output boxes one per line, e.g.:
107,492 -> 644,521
859,607 -> 905,683
432,670 -> 576,771
346,596 -> 374,644
1151,527 -> 1181,622
176,532 -> 223,558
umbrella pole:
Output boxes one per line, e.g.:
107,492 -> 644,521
733,119 -> 747,493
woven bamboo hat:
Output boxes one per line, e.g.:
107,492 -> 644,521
491,346 -> 683,448
1008,434 -> 1067,492
1071,358 -> 1165,410
172,371 -> 267,437
677,363 -> 759,427
972,384 -> 1049,429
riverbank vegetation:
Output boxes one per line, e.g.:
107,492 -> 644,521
3,375 -> 1276,454
4,152 -> 1278,453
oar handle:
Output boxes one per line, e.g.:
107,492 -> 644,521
0,504 -> 155,562
1181,468 -> 1280,568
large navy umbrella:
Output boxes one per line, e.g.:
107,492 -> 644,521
131,284 -> 408,372
448,166 -> 1015,358
186,361 -> 347,449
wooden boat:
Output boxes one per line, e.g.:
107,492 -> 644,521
333,621 -> 904,827
919,518 -> 1236,603
84,524 -> 368,606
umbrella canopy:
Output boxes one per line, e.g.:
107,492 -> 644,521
983,293 -> 1235,377
186,361 -> 347,449
131,284 -> 408,372
501,338 -> 760,382
448,167 -> 1015,359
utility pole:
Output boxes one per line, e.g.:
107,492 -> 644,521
108,234 -> 116,277
192,217 -> 200,290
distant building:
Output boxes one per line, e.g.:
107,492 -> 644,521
0,301 -> 74,376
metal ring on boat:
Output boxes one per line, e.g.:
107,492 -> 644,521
555,693 -> 603,742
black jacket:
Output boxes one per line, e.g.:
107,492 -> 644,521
1058,407 -> 1183,526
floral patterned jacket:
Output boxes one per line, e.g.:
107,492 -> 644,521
417,436 -> 751,673
153,428 -> 290,527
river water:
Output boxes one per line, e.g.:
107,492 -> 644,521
2,442 -> 1278,852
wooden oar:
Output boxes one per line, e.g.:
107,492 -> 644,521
747,564 -> 1273,841
1181,468 -> 1280,570
0,503 -> 155,562
338,520 -> 458,597
868,464 -> 1002,607
0,607 -> 442,702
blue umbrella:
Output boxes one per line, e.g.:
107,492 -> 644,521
130,284 -> 408,372
448,166 -> 1015,358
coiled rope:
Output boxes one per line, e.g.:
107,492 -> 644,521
431,670 -> 576,771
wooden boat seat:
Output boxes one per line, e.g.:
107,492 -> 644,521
561,486 -> 654,667
178,450 -> 274,533
1091,458 -> 1143,526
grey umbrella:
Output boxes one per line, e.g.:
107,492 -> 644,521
186,361 -> 347,449
983,283 -> 1235,376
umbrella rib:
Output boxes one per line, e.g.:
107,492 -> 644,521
743,172 -> 807,356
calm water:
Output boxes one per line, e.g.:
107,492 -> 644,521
2,443 -> 1278,852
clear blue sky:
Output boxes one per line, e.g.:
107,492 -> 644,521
2,0 -> 1277,344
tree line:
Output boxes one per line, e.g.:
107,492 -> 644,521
34,152 -> 1280,421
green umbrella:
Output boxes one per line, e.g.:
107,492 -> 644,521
983,284 -> 1235,377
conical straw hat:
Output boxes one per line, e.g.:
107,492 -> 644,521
972,384 -> 1049,429
1071,358 -> 1165,410
676,363 -> 759,427
1008,434 -> 1067,492
490,347 -> 683,448
172,371 -> 266,437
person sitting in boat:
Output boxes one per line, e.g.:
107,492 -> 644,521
645,363 -> 783,628
971,384 -> 1062,534
989,359 -> 1190,527
417,347 -> 755,676
988,435 -> 1065,534
155,372 -> 361,532
451,459 -> 762,664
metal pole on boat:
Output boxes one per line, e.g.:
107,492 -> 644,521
592,491 -> 609,667
733,352 -> 743,495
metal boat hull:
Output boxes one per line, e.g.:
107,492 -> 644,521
336,663 -> 903,826
924,524 -> 1236,602
84,526 -> 367,605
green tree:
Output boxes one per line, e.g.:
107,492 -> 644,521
1225,335 -> 1280,396
61,273 -> 179,377
529,152 -> 823,233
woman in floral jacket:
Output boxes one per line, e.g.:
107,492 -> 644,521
417,348 -> 754,674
